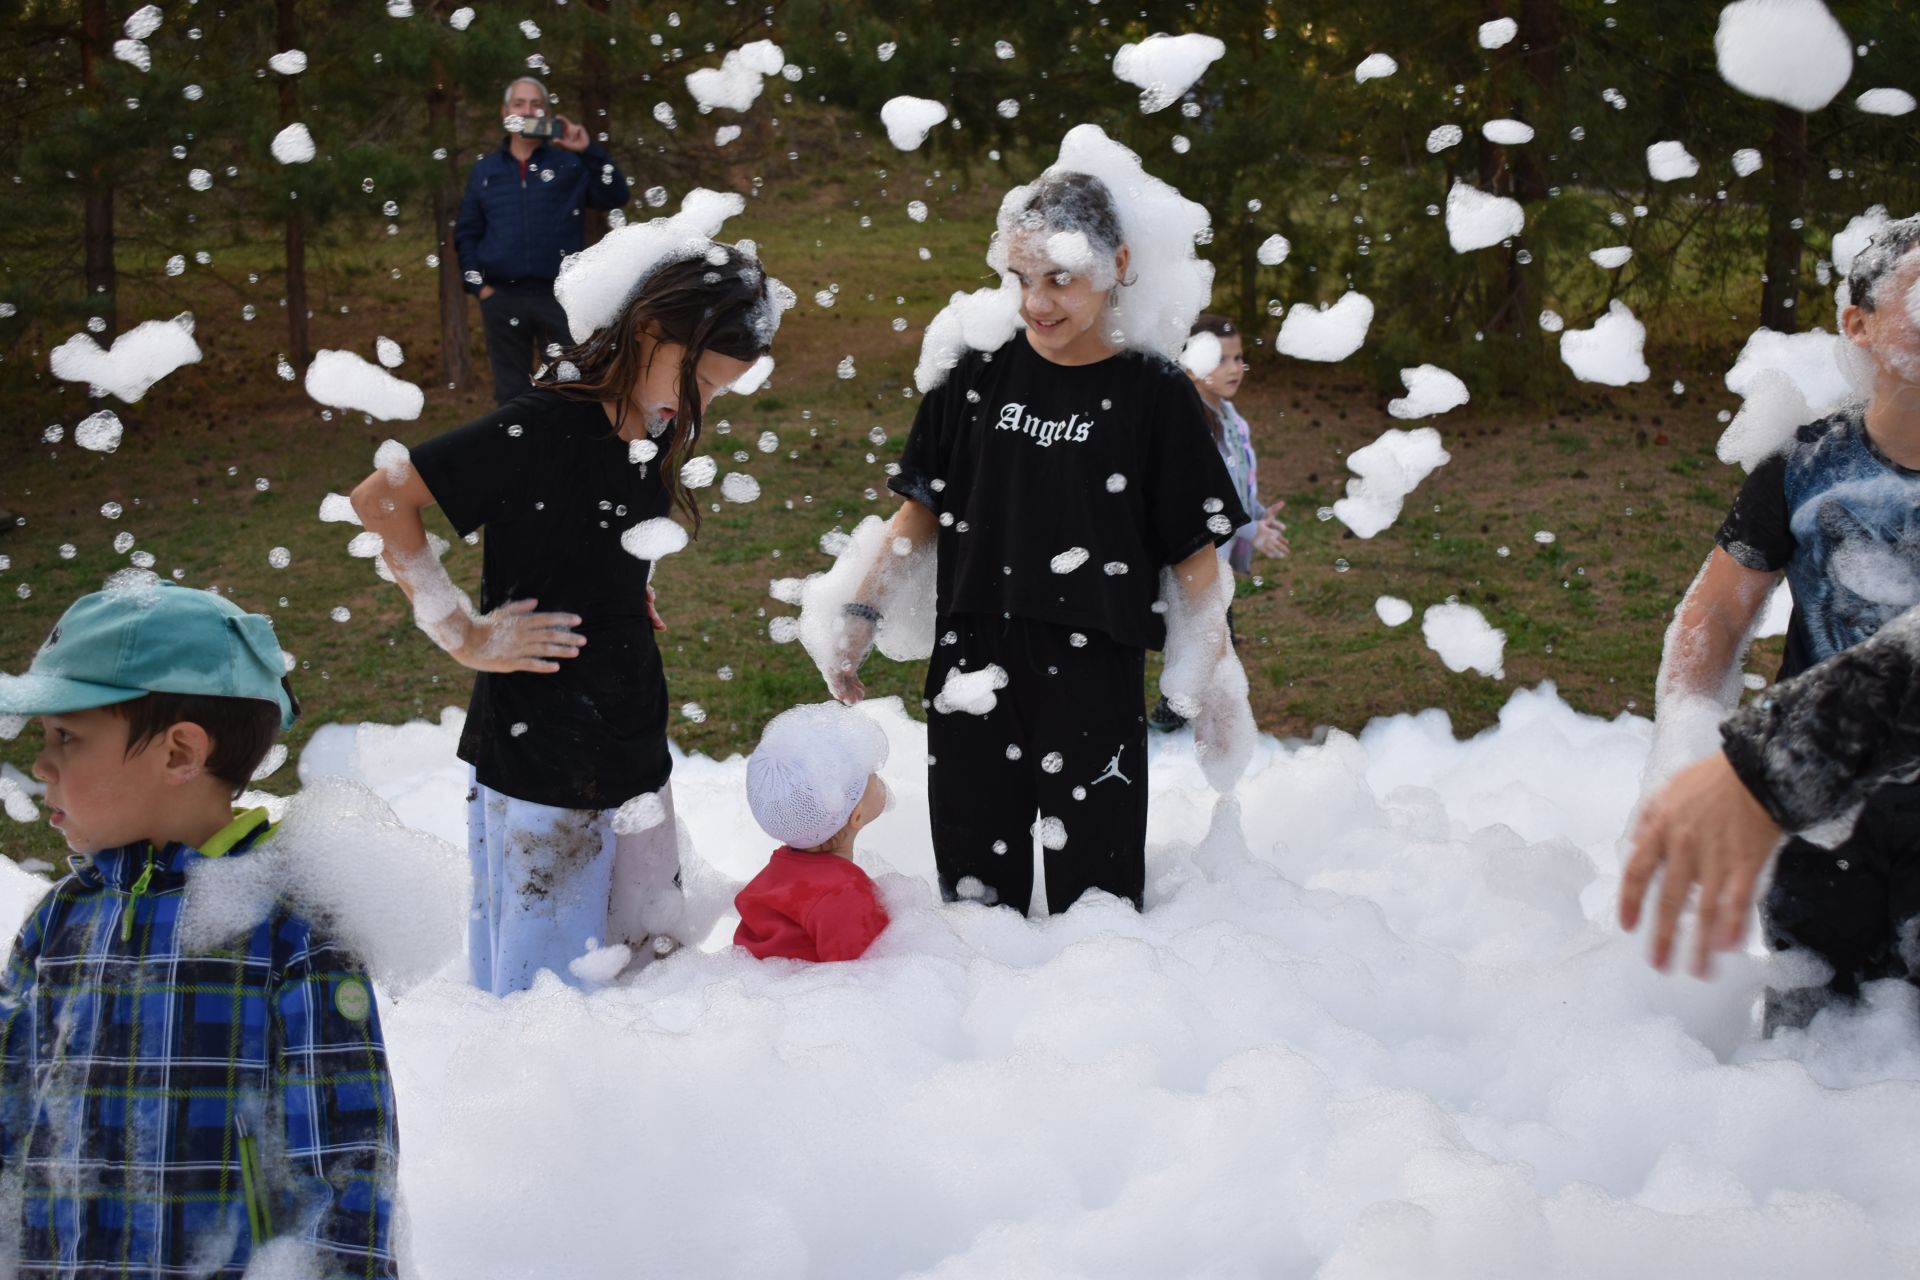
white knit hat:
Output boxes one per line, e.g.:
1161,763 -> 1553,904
746,703 -> 890,849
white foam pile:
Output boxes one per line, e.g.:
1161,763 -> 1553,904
1354,52 -> 1398,83
270,122 -> 316,164
1375,595 -> 1414,627
304,350 -> 424,421
916,124 -> 1213,390
1427,125 -> 1464,153
1732,148 -> 1764,176
1256,234 -> 1290,266
1333,426 -> 1452,538
1590,246 -> 1633,270
1646,141 -> 1700,183
268,49 -> 307,75
49,315 -> 202,403
1559,301 -> 1650,386
1422,602 -> 1507,678
1445,182 -> 1525,253
685,40 -> 785,113
880,96 -> 949,151
7,686 -> 1904,1275
1110,33 -> 1226,113
1714,0 -> 1853,113
1387,365 -> 1470,421
1275,292 -> 1374,363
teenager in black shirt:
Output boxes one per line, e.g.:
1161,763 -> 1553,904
349,249 -> 779,994
828,171 -> 1247,916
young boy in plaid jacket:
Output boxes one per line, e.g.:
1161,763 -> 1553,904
0,579 -> 400,1278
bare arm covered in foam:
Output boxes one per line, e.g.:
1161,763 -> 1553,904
825,499 -> 940,703
349,463 -> 586,675
1641,546 -> 1780,793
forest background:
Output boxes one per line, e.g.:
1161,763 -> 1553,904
1,0 -> 1917,864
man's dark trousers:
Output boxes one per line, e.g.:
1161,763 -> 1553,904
480,280 -> 572,404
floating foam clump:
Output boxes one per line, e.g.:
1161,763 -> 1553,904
1387,366 -> 1469,421
880,97 -> 949,150
1333,427 -> 1451,538
269,49 -> 307,75
271,122 -> 316,164
1445,182 -> 1524,252
1482,119 -> 1535,145
1856,88 -> 1916,116
1355,53 -> 1398,83
49,316 -> 202,403
1422,601 -> 1506,677
1375,596 -> 1414,627
1647,141 -> 1700,182
621,518 -> 690,562
1111,33 -> 1226,113
1714,0 -> 1853,113
1559,301 -> 1649,386
304,350 -> 423,421
1478,18 -> 1518,48
1275,292 -> 1373,362
685,40 -> 785,112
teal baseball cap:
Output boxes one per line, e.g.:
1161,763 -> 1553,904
0,575 -> 297,730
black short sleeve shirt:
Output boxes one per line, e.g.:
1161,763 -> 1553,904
890,335 -> 1248,651
408,389 -> 675,809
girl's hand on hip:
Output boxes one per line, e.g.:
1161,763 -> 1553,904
455,598 -> 586,674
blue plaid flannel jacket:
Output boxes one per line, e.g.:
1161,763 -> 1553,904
0,809 -> 399,1278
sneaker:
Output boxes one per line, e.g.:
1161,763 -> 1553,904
1148,695 -> 1187,733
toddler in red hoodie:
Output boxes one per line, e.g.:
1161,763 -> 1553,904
735,703 -> 892,961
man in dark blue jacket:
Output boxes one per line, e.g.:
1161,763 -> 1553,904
455,77 -> 633,403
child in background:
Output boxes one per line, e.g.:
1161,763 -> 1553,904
1186,314 -> 1288,576
0,580 -> 398,1278
1152,314 -> 1289,732
735,704 -> 892,962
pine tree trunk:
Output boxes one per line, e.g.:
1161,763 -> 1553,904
80,0 -> 116,338
278,0 -> 311,369
1761,105 -> 1809,333
580,0 -> 612,247
430,56 -> 476,390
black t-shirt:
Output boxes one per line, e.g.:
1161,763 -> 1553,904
1717,407 -> 1920,682
409,389 -> 674,809
889,335 -> 1248,651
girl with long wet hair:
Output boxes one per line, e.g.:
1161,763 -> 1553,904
351,244 -> 780,994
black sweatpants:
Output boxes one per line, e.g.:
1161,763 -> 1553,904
479,280 -> 572,405
925,613 -> 1149,916
1762,777 -> 1920,1032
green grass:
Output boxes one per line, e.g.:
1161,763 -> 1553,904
0,162 -> 1780,868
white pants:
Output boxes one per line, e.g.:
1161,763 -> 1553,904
466,771 -> 685,995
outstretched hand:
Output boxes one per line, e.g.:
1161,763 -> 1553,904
647,585 -> 666,633
1253,513 -> 1289,559
1619,751 -> 1784,976
452,598 -> 586,675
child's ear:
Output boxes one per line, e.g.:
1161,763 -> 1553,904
160,722 -> 215,782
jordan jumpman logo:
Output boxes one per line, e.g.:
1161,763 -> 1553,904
1093,745 -> 1131,786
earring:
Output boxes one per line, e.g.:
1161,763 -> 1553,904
1108,284 -> 1122,308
